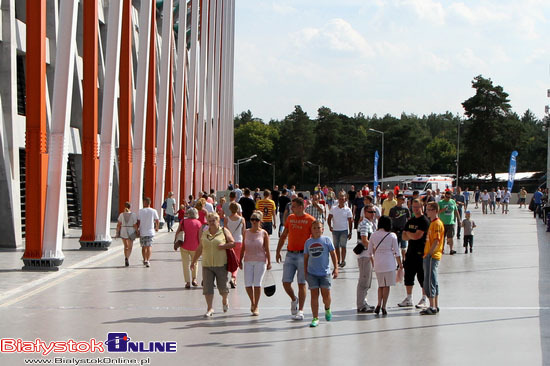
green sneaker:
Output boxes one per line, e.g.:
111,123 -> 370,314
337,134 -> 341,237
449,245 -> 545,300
325,308 -> 332,321
310,318 -> 319,327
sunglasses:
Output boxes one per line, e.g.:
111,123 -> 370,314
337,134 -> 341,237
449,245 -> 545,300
250,218 -> 260,222
366,210 -> 375,213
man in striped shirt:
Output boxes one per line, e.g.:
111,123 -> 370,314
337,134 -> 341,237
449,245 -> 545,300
256,190 -> 277,235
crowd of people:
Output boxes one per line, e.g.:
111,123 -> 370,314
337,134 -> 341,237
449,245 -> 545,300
113,181 -> 545,326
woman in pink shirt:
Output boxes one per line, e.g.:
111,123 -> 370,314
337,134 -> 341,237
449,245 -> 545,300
174,208 -> 202,288
195,198 -> 208,226
239,211 -> 271,315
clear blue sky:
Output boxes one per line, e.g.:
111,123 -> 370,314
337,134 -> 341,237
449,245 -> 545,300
234,0 -> 550,122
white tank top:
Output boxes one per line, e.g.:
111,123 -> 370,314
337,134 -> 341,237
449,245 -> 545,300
226,217 -> 244,242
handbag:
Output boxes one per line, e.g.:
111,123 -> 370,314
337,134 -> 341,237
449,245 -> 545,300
175,231 -> 185,242
263,270 -> 276,297
222,228 -> 239,273
353,243 -> 365,255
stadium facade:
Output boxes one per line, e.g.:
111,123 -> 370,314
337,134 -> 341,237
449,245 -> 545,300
0,0 -> 235,268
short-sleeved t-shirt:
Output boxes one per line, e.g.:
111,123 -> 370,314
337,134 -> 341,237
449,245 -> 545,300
353,197 -> 365,218
382,198 -> 397,215
305,236 -> 335,276
404,215 -> 430,258
137,208 -> 159,237
256,199 -> 276,222
278,195 -> 291,214
462,218 -> 475,236
164,197 -> 177,215
438,199 -> 457,225
285,213 -> 316,251
534,191 -> 543,204
357,218 -> 375,258
424,218 -> 445,260
389,205 -> 410,231
238,197 -> 256,221
329,205 -> 353,231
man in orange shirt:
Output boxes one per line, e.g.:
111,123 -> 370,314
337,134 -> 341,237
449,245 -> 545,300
256,190 -> 277,235
421,201 -> 445,315
276,197 -> 316,320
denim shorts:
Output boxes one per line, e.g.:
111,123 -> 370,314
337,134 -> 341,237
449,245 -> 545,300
306,273 -> 332,289
282,252 -> 306,284
332,230 -> 348,248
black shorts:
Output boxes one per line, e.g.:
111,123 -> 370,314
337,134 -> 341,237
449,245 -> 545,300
404,255 -> 424,287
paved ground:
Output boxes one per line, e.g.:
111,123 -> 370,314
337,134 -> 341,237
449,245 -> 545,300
0,203 -> 548,366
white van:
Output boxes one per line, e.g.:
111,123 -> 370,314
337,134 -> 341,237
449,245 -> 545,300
404,175 -> 454,198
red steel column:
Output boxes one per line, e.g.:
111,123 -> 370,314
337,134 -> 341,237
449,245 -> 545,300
164,44 -> 174,196
22,0 -> 48,263
79,0 -> 99,246
144,2 -> 157,204
118,0 -> 133,214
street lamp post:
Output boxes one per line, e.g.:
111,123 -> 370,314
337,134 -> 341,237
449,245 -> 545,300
305,161 -> 320,186
261,160 -> 275,188
235,154 -> 257,186
369,128 -> 384,188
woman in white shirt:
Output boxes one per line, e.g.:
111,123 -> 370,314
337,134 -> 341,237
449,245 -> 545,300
116,202 -> 138,267
367,216 -> 403,315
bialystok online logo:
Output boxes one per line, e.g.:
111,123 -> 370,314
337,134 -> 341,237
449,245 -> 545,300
0,332 -> 177,356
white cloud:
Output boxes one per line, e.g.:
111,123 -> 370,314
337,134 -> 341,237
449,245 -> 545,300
293,18 -> 374,58
399,0 -> 446,25
272,2 -> 296,15
422,52 -> 450,72
456,48 -> 486,70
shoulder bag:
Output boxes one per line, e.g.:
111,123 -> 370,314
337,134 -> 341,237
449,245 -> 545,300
223,228 -> 239,273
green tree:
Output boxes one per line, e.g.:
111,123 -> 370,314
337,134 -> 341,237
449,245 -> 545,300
276,106 -> 315,187
461,75 -> 517,180
233,120 -> 279,188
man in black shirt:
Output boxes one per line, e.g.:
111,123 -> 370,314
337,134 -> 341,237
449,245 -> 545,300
238,188 -> 256,228
347,185 -> 356,209
278,189 -> 291,237
398,198 -> 430,309
389,194 -> 410,258
272,185 -> 280,213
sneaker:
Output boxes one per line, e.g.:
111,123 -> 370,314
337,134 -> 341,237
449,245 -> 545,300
145,261 -> 150,267
415,298 -> 428,309
357,306 -> 375,313
223,302 -> 229,313
436,306 -> 440,313
450,250 -> 457,255
325,308 -> 332,321
398,297 -> 413,307
204,309 -> 214,317
339,261 -> 346,268
290,298 -> 299,315
419,307 -> 436,315
470,248 -> 473,253
464,249 -> 468,254
292,310 -> 304,320
125,258 -> 129,267
310,318 -> 319,327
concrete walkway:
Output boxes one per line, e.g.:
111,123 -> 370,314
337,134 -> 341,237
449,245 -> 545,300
0,204 -> 548,366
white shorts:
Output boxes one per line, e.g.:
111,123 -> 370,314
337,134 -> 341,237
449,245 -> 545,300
243,261 -> 267,287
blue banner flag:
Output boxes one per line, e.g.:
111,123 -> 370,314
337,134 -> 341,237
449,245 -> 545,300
373,150 -> 379,198
507,150 -> 518,191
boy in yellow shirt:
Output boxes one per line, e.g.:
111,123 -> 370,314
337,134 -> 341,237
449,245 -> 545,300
421,201 -> 444,315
